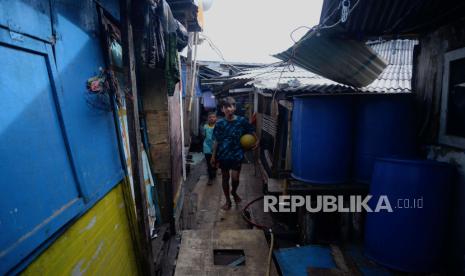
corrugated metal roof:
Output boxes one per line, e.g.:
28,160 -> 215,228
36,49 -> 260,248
274,33 -> 387,87
319,0 -> 465,39
272,0 -> 465,88
233,39 -> 416,95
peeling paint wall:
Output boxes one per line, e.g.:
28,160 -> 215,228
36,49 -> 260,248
22,184 -> 139,275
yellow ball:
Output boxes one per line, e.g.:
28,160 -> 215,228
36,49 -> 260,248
240,134 -> 256,150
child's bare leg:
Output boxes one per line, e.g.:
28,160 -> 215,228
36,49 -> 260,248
231,170 -> 241,203
221,169 -> 232,210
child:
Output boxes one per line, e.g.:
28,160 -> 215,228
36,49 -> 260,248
211,97 -> 258,210
202,112 -> 217,185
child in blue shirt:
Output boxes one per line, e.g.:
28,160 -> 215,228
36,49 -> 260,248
202,112 -> 217,185
211,97 -> 258,210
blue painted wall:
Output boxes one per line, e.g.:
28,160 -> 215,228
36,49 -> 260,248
0,0 -> 126,273
53,0 -> 123,201
0,0 -> 53,41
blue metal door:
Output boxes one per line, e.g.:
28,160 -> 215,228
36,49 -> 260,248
0,1 -> 125,273
0,28 -> 84,274
52,0 -> 124,201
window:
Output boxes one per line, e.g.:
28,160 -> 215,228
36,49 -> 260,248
439,48 -> 465,149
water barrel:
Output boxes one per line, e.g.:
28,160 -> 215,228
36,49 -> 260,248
364,158 -> 454,272
354,94 -> 416,184
291,96 -> 354,184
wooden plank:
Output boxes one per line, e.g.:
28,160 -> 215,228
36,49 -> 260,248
120,0 -> 155,274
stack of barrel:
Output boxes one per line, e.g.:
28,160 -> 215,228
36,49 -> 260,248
291,94 -> 454,272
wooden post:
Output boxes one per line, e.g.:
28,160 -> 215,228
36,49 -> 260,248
183,32 -> 196,146
120,0 -> 155,274
188,32 -> 199,113
177,54 -> 187,182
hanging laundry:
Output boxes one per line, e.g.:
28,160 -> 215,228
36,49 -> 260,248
176,20 -> 188,51
165,32 -> 180,96
141,0 -> 165,69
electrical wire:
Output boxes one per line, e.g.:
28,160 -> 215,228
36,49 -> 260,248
286,0 -> 361,64
271,63 -> 289,101
319,0 -> 360,30
199,34 -> 293,79
286,0 -> 342,48
319,1 -> 343,28
236,61 -> 287,80
289,26 -> 313,43
200,34 -> 226,61
203,61 -> 287,91
200,1 -> 357,79
199,33 -> 244,73
239,60 -> 287,73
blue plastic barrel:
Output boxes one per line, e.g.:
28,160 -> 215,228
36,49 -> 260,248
354,94 -> 416,183
364,158 -> 454,272
291,96 -> 354,184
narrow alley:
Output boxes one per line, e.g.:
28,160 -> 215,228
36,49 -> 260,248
2,0 -> 465,275
174,159 -> 278,275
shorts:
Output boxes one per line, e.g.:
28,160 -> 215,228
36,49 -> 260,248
218,159 -> 242,171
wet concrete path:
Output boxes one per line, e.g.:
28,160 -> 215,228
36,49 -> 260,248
175,157 -> 277,275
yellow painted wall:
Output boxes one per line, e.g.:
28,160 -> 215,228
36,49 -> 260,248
22,183 -> 139,275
